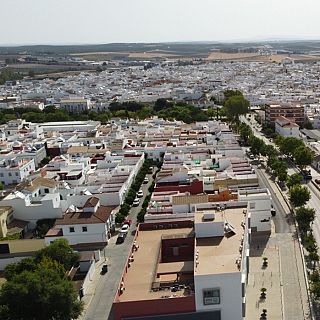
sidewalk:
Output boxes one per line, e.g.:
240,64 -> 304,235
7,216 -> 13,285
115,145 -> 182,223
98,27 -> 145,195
78,255 -> 109,320
245,231 -> 283,320
247,167 -> 311,319
246,229 -> 310,320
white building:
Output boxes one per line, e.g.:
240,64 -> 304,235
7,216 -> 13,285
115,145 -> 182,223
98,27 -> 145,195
45,197 -> 117,246
193,207 -> 249,319
275,116 -> 300,138
0,157 -> 35,185
238,188 -> 272,233
60,98 -> 91,114
0,177 -> 63,227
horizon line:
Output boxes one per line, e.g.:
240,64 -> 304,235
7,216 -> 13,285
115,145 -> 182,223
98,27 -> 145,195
1,38 -> 320,47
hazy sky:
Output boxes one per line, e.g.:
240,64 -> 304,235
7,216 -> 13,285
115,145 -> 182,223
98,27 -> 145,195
1,0 -> 320,45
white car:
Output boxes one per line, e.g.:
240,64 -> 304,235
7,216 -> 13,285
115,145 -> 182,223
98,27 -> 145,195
120,224 -> 130,234
137,190 -> 143,198
132,198 -> 140,206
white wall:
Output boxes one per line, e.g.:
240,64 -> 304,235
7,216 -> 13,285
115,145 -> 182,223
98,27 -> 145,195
275,123 -> 300,138
194,272 -> 243,320
46,223 -> 108,245
1,195 -> 63,227
81,259 -> 96,295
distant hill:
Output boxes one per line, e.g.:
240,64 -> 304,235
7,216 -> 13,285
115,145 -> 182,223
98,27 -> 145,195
1,41 -> 320,56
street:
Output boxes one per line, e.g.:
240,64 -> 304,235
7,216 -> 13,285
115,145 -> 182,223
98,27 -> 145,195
83,170 -> 155,320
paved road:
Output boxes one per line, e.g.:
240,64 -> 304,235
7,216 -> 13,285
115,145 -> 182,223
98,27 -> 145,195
255,167 -> 292,233
84,171 -> 155,320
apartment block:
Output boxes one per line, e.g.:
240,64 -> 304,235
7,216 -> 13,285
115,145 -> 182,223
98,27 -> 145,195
265,103 -> 304,126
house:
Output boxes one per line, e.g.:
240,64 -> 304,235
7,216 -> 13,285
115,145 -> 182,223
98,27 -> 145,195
0,177 -> 63,227
45,197 -> 117,247
0,157 -> 35,185
275,116 -> 300,138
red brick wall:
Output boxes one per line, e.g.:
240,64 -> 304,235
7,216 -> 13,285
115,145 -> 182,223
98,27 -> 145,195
113,296 -> 196,320
161,237 -> 194,263
154,180 -> 203,195
139,220 -> 194,231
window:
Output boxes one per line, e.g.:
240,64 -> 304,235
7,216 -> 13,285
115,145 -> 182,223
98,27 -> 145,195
44,188 -> 49,194
8,173 -> 12,177
82,226 -> 87,232
69,227 -> 75,233
203,288 -> 220,305
15,172 -> 19,176
0,173 -> 3,177
249,202 -> 255,209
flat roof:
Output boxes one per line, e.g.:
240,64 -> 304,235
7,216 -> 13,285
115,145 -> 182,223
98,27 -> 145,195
194,210 -> 224,224
118,227 -> 193,302
195,207 -> 244,276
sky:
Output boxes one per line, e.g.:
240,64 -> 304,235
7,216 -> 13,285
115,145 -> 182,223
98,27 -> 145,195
1,0 -> 320,45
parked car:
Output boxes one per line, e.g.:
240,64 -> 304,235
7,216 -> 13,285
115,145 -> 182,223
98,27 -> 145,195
271,208 -> 276,217
132,198 -> 140,206
315,179 -> 320,184
148,167 -> 153,174
143,177 -> 149,184
301,170 -> 312,180
120,224 -> 130,234
137,190 -> 143,198
116,233 -> 126,244
123,219 -> 132,226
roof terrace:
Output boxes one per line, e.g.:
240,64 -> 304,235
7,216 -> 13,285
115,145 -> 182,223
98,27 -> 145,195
195,207 -> 245,276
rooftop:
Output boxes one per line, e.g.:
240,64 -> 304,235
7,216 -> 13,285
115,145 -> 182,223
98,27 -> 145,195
55,205 -> 116,225
195,207 -> 245,275
118,227 -> 193,302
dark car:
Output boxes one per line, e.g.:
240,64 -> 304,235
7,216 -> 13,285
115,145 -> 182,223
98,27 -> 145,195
302,170 -> 312,180
315,179 -> 320,184
116,233 -> 126,244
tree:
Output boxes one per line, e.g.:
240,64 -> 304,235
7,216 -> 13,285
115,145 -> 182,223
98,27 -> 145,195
262,144 -> 278,158
276,137 -> 304,157
289,185 -> 311,207
224,95 -> 249,122
154,98 -> 174,112
293,146 -> 314,169
249,136 -> 265,156
35,239 -> 79,271
0,264 -> 82,320
239,123 -> 252,145
35,218 -> 55,238
275,163 -> 288,182
28,70 -> 35,77
286,173 -> 303,189
223,89 -> 243,100
295,206 -> 315,234
137,106 -> 153,119
309,251 -> 319,271
206,107 -> 216,120
310,279 -> 320,299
